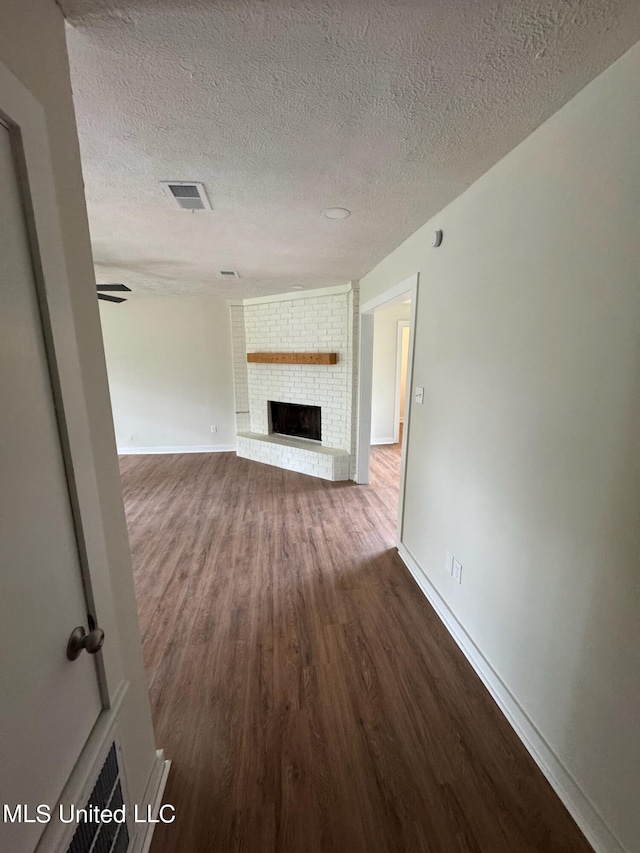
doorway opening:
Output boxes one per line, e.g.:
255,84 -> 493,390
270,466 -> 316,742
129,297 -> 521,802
394,320 -> 411,445
356,274 -> 418,543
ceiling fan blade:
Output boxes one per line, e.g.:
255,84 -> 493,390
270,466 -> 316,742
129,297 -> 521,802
96,283 -> 131,292
98,294 -> 127,304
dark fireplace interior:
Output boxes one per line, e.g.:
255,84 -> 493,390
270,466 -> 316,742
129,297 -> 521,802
269,401 -> 321,442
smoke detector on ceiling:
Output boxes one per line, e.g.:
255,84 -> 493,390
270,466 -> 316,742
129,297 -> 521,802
160,181 -> 212,211
323,207 -> 351,220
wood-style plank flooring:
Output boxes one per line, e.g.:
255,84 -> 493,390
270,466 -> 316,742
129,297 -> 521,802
119,443 -> 591,853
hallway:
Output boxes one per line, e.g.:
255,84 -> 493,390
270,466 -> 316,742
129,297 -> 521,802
120,447 -> 589,853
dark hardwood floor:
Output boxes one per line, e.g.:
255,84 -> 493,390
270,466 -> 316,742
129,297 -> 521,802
119,442 -> 591,853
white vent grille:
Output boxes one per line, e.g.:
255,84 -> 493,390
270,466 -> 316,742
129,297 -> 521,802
160,181 -> 211,211
66,743 -> 129,853
219,270 -> 239,279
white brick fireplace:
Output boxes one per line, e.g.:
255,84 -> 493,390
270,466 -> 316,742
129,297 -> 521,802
229,284 -> 359,480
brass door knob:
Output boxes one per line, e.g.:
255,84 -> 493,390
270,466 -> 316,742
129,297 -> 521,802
66,625 -> 105,661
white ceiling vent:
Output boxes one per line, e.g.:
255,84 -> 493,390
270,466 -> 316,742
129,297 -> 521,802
160,181 -> 212,211
219,270 -> 240,280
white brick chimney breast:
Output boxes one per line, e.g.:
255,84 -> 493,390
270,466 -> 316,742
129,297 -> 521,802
230,284 -> 359,480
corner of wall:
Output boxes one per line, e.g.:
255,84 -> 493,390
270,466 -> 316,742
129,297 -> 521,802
229,303 -> 250,434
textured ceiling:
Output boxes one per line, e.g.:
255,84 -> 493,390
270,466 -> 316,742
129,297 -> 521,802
61,0 -> 640,298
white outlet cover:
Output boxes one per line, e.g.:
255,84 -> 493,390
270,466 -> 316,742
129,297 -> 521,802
453,559 -> 462,584
445,551 -> 454,575
415,386 -> 424,404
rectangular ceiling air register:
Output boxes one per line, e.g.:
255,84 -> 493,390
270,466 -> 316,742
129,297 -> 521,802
160,181 -> 212,210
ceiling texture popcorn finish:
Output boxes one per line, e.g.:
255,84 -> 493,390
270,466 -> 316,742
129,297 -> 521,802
61,0 -> 640,298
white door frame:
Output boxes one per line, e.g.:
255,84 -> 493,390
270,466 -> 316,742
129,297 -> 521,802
356,273 -> 419,543
393,320 -> 411,444
1,58 -> 130,851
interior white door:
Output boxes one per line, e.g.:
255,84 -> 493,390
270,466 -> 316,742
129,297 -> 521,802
0,121 -> 103,852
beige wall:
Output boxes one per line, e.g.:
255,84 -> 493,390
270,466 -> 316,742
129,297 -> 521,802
0,0 -> 157,809
100,296 -> 236,451
361,41 -> 640,853
371,301 -> 411,443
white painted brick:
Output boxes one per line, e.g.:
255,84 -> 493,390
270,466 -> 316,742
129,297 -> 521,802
230,286 -> 358,478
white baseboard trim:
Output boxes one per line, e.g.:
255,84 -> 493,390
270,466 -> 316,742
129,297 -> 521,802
370,437 -> 397,446
117,445 -> 236,455
397,542 -> 627,853
132,749 -> 172,853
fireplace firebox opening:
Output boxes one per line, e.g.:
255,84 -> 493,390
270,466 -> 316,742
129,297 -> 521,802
269,401 -> 321,442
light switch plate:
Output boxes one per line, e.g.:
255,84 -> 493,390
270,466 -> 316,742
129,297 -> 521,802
415,386 -> 424,404
453,559 -> 462,584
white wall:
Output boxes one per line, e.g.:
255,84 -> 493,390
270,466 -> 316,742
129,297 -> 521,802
371,301 -> 411,443
0,0 -> 157,819
399,326 -> 409,421
360,42 -> 640,853
229,302 -> 250,433
99,296 -> 236,452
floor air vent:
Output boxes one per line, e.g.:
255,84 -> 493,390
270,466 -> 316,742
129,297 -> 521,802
66,743 -> 130,853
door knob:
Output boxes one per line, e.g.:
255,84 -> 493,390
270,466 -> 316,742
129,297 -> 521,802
67,625 -> 105,661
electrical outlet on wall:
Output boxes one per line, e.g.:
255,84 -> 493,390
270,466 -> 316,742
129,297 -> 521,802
210,425 -> 217,434
445,551 -> 454,575
452,559 -> 462,584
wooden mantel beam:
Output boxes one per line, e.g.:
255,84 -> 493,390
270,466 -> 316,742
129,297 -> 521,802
247,352 -> 338,365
